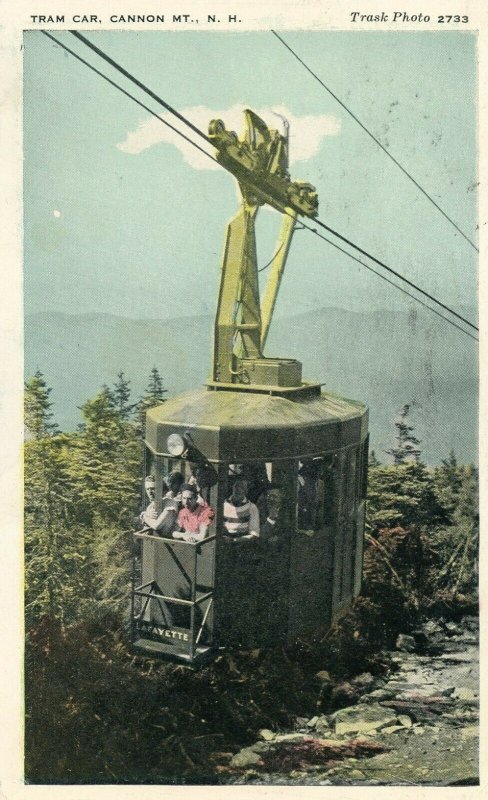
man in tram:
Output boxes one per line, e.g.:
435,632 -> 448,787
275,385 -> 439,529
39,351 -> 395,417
174,483 -> 214,543
140,470 -> 184,537
223,478 -> 260,542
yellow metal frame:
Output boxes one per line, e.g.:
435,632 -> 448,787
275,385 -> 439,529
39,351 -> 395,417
209,110 -> 318,388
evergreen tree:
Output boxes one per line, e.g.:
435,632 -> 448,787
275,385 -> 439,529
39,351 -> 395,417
432,449 -> 462,521
69,387 -> 141,526
368,450 -> 381,467
24,376 -> 93,627
428,463 -> 478,599
386,404 -> 421,464
367,461 -> 448,534
136,367 -> 168,435
112,371 -> 136,421
25,370 -> 58,439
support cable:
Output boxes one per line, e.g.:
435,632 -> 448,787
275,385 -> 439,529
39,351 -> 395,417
40,31 -> 218,166
271,30 -> 479,254
70,30 -> 213,145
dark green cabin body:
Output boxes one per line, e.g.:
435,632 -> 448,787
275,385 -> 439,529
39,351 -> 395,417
131,385 -> 368,664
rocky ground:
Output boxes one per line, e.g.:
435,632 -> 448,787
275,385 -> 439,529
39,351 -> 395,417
216,616 -> 479,786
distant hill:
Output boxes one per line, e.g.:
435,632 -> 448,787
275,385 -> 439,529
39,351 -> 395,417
25,307 -> 478,464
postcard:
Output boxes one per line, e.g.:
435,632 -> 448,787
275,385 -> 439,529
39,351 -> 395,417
0,1 -> 485,797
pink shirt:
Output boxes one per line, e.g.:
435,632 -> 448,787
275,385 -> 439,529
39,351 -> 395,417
177,502 -> 214,534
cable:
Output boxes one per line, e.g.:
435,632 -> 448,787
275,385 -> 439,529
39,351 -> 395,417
42,31 -> 478,341
40,31 -> 218,167
294,217 -> 478,342
258,242 -> 284,272
70,30 -> 212,145
271,30 -> 479,254
311,218 -> 477,332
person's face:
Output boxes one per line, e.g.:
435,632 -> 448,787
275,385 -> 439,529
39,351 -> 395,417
182,490 -> 198,511
145,484 -> 155,501
232,481 -> 247,503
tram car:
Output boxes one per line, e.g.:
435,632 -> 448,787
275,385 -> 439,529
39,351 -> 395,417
130,110 -> 369,666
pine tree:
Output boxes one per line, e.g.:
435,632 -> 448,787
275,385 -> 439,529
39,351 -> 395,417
367,461 -> 448,534
112,371 -> 136,421
69,387 -> 141,526
432,449 -> 462,521
368,450 -> 381,467
135,367 -> 168,436
428,463 -> 478,600
25,370 -> 58,439
24,375 -> 93,626
386,404 -> 421,465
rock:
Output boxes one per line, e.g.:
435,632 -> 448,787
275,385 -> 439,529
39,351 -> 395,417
259,729 -> 275,741
445,621 -> 461,635
331,681 -> 360,706
381,725 -> 405,734
332,703 -> 400,735
352,672 -> 375,691
250,741 -> 272,754
230,747 -> 263,768
306,716 -> 319,728
315,718 -> 333,736
460,725 -> 479,740
349,769 -> 365,779
397,714 -> 413,728
396,634 -> 416,652
359,688 -> 396,703
423,620 -> 443,635
273,733 -> 310,743
315,670 -> 332,684
451,687 -> 478,703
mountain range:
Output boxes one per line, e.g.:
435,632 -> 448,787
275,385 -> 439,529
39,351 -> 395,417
24,306 -> 478,465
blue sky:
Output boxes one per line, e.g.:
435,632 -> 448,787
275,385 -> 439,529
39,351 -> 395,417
24,30 -> 477,321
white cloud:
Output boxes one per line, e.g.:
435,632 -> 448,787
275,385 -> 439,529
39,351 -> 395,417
116,104 -> 341,170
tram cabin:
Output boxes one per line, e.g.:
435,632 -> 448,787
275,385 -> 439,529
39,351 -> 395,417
131,384 -> 368,666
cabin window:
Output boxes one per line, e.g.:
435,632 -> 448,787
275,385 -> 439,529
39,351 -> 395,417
296,454 -> 338,533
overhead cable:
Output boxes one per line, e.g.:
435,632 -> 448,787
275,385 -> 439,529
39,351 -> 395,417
271,29 -> 479,254
40,31 -> 218,166
70,30 -> 213,145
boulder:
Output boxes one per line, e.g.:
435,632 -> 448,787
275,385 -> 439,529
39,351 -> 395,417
230,747 -> 263,768
332,703 -> 400,735
331,681 -> 360,706
352,672 -> 375,691
396,634 -> 416,652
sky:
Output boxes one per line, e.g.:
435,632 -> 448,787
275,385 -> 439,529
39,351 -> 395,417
23,30 -> 477,322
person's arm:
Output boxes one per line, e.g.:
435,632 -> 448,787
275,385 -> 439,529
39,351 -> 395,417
238,502 -> 260,541
142,506 -> 170,531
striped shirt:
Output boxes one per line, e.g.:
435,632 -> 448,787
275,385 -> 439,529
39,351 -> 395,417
223,498 -> 260,538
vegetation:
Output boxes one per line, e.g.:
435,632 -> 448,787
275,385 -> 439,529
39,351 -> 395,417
23,381 -> 478,783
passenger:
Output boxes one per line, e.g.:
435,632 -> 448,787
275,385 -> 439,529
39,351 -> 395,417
223,478 -> 260,543
188,460 -> 218,495
174,483 -> 214,543
260,488 -> 282,545
141,470 -> 184,537
163,469 -> 185,501
139,474 -> 158,528
228,462 -> 269,504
